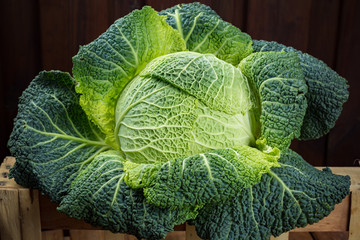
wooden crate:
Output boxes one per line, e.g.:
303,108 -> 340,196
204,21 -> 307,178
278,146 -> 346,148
1,157 -> 359,240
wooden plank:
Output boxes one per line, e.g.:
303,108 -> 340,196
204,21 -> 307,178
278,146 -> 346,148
104,231 -> 125,240
349,191 -> 360,240
185,223 -> 202,240
0,189 -> 21,240
270,232 -> 289,240
306,0 -> 341,67
0,0 -> 41,159
165,231 -> 186,240
19,189 -> 42,240
246,0 -> 312,51
38,0 -> 110,72
123,234 -> 137,240
312,232 -> 348,240
327,0 -> 360,167
70,229 -> 105,240
288,232 -> 313,240
209,0 -> 247,30
0,157 -> 23,189
108,0 -> 144,24
42,230 -> 64,240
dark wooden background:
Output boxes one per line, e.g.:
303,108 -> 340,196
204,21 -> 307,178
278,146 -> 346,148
0,0 -> 359,166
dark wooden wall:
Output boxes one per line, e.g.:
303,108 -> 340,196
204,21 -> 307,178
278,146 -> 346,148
1,0 -> 359,166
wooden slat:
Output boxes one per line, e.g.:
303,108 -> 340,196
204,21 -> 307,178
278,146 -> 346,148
209,0 -> 247,30
70,229 -> 106,240
246,0 -> 312,51
104,231 -> 125,240
165,231 -> 186,240
270,232 -> 289,240
108,0 -> 145,24
38,0 -> 110,72
349,191 -> 360,240
123,234 -> 137,240
0,189 -> 21,240
0,0 -> 41,159
311,232 -> 349,240
289,232 -> 313,240
327,0 -> 360,167
19,189 -> 42,240
42,230 -> 64,240
69,230 -> 126,240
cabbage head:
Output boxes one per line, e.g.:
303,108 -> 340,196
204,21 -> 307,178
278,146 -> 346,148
8,3 -> 350,240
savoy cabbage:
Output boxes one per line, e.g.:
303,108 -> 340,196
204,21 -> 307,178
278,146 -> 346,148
8,3 -> 350,240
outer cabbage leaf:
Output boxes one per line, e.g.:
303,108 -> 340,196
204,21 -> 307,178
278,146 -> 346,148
73,6 -> 186,147
8,71 -> 111,202
192,149 -> 350,240
115,52 -> 257,163
159,2 -> 253,65
253,40 -> 349,140
239,52 -> 308,150
123,146 -> 280,210
58,151 -> 196,240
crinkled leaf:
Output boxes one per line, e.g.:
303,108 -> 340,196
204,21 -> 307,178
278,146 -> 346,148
239,52 -> 308,150
58,151 -> 196,240
73,6 -> 186,147
123,146 -> 280,210
115,53 -> 257,163
141,51 -> 254,115
159,2 -> 253,65
253,40 -> 349,140
8,71 -> 111,202
192,149 -> 350,240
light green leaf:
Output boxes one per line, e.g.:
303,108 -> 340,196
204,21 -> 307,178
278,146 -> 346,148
141,51 -> 254,115
159,2 -> 253,65
253,40 -> 349,139
192,149 -> 350,240
73,6 -> 186,147
8,71 -> 111,202
115,53 -> 257,163
58,151 -> 197,240
123,146 -> 280,210
239,52 -> 308,150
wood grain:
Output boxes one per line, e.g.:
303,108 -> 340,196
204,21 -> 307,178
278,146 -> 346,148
0,189 -> 21,240
19,189 -> 42,240
246,0 -> 311,51
289,232 -> 313,240
349,191 -> 360,240
270,232 -> 289,240
70,229 -> 107,240
327,0 -> 360,167
0,0 -> 41,159
104,231 -> 126,240
42,230 -> 64,240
